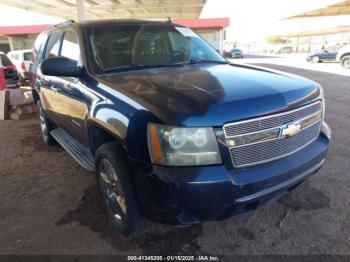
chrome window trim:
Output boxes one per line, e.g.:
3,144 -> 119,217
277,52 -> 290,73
223,100 -> 322,138
229,121 -> 322,168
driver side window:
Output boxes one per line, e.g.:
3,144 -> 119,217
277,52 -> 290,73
45,31 -> 62,58
61,31 -> 80,63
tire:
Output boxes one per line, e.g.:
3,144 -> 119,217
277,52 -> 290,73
95,142 -> 150,238
340,55 -> 350,69
36,100 -> 56,145
312,56 -> 320,63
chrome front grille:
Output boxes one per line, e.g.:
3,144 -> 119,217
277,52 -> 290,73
224,101 -> 322,168
224,102 -> 322,137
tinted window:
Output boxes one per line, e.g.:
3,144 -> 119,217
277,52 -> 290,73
45,31 -> 62,58
87,24 -> 226,73
23,52 -> 32,61
61,31 -> 80,62
0,54 -> 13,66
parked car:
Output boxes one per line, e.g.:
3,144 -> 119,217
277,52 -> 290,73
0,52 -> 19,88
31,20 -> 331,237
225,48 -> 244,58
276,46 -> 293,54
7,49 -> 33,85
336,44 -> 350,69
307,49 -> 338,63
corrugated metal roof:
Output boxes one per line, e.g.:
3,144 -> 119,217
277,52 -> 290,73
286,0 -> 350,19
278,26 -> 350,37
0,18 -> 230,36
0,0 -> 207,20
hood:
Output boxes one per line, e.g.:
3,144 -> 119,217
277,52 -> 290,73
99,63 -> 321,126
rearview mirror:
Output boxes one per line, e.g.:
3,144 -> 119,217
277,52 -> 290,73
41,57 -> 81,77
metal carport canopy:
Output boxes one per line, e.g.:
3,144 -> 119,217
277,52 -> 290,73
0,0 -> 207,21
278,26 -> 350,37
286,0 -> 350,19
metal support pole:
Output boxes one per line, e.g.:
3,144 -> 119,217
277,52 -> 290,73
76,0 -> 86,21
296,36 -> 299,53
308,37 -> 312,53
8,37 -> 14,51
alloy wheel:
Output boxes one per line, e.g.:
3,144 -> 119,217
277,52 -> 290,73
344,58 -> 350,69
98,159 -> 127,223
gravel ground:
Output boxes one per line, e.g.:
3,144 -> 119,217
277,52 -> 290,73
0,65 -> 349,255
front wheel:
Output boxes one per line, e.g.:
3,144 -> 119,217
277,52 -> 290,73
95,142 -> 150,237
312,56 -> 320,63
340,55 -> 350,69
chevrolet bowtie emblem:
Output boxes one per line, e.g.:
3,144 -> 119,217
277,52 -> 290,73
282,122 -> 301,137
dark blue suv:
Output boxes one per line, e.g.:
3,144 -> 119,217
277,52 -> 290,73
30,20 -> 331,237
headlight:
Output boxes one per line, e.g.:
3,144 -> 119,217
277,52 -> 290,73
148,123 -> 222,166
319,84 -> 325,119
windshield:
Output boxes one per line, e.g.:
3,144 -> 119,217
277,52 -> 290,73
86,23 -> 226,73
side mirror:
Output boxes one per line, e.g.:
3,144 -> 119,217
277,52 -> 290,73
41,57 -> 81,77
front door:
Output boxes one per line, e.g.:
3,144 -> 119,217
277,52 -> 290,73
53,30 -> 88,146
40,30 -> 64,125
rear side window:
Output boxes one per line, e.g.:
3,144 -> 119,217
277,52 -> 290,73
61,31 -> 80,62
45,31 -> 62,58
0,54 -> 13,66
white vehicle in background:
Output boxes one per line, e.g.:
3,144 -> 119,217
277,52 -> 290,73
7,49 -> 33,85
336,44 -> 350,69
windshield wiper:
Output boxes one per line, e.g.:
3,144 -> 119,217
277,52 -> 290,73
103,63 -> 184,74
184,59 -> 229,65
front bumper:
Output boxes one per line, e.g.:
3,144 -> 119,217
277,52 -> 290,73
132,122 -> 331,225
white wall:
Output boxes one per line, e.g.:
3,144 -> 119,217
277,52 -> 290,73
8,35 -> 36,51
194,29 -> 224,53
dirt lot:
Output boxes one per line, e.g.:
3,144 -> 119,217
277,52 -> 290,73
0,65 -> 349,255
